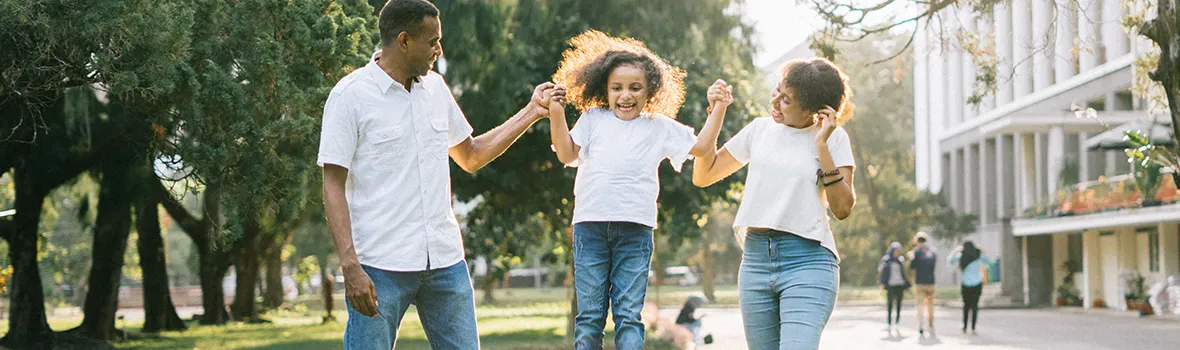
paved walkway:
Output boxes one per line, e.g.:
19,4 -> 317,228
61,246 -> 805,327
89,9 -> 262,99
661,304 -> 1180,349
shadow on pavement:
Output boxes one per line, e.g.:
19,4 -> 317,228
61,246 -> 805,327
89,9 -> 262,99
918,334 -> 942,346
879,329 -> 909,342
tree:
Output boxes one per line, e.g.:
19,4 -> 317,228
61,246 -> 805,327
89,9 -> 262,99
153,0 -> 376,323
72,99 -> 151,341
1,0 -> 192,346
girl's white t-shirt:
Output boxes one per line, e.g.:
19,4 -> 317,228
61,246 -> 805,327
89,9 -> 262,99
722,117 -> 855,260
565,107 -> 697,228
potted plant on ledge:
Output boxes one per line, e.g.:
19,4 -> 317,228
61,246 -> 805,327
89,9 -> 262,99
1125,130 -> 1167,207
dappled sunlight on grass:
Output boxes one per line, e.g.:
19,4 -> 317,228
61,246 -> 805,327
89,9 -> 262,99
5,283 -> 927,349
95,300 -> 673,349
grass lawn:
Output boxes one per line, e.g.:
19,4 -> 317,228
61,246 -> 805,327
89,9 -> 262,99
0,283 -> 961,349
0,302 -> 674,349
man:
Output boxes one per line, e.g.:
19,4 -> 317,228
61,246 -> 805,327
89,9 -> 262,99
908,231 -> 937,337
317,0 -> 564,348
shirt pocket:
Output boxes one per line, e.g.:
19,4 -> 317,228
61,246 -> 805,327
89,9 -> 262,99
363,124 -> 407,169
430,108 -> 449,132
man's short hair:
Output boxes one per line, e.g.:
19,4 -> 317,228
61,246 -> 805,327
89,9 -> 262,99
379,0 -> 440,47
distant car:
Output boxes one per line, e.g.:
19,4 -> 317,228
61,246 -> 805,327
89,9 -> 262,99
650,266 -> 700,286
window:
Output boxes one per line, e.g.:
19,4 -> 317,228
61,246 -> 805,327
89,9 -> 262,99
1139,227 -> 1160,273
1068,233 -> 1083,263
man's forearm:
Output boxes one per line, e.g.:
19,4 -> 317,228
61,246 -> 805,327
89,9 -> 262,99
467,106 -> 543,171
323,174 -> 360,270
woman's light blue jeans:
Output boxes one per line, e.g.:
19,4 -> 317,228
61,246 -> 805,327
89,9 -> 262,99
739,230 -> 839,350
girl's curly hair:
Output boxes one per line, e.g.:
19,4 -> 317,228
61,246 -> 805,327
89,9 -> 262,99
779,58 -> 855,124
553,30 -> 686,117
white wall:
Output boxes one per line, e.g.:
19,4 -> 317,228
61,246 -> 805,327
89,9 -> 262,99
1162,222 -> 1180,277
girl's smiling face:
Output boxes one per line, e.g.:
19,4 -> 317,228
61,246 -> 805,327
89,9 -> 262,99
606,64 -> 649,120
769,82 -> 814,128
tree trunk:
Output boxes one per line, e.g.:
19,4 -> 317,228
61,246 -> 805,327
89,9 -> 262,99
136,195 -> 187,333
700,241 -> 716,302
74,167 -> 135,341
320,261 -> 336,323
1141,1 -> 1180,148
263,231 -> 293,309
482,271 -> 497,304
197,245 -> 232,325
852,142 -> 890,245
263,246 -> 285,309
158,183 -> 233,325
1,169 -> 54,348
230,219 -> 263,321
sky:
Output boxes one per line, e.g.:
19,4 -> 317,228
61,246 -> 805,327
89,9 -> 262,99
740,0 -> 821,68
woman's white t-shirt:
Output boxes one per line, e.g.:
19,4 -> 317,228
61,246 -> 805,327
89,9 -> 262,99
565,107 -> 697,228
722,117 -> 855,260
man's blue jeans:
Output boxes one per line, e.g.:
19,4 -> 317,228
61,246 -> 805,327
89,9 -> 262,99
344,260 -> 478,349
573,221 -> 654,350
739,230 -> 839,350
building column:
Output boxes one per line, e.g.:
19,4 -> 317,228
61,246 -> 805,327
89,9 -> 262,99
949,45 -> 963,125
994,2 -> 1014,104
996,135 -> 1009,219
965,144 -> 976,214
978,16 -> 997,112
1082,231 -> 1094,309
981,140 -> 994,223
1048,126 -> 1066,197
1105,150 -> 1118,176
1032,0 -> 1054,89
1020,133 -> 1037,210
951,148 -> 962,211
962,8 -> 978,120
1078,0 -> 1101,70
929,30 -> 945,193
942,153 -> 952,196
915,27 -> 931,190
1054,1 -> 1079,82
1101,0 -> 1128,61
1078,132 -> 1090,182
1034,133 -> 1047,201
1012,0 -> 1034,98
1022,236 -> 1031,305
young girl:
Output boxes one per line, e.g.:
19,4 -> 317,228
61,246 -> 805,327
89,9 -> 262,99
693,58 -> 857,349
545,30 -> 721,350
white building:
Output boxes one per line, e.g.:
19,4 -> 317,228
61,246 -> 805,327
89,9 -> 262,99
913,1 -> 1179,310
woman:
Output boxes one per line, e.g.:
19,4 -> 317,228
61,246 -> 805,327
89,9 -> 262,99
693,58 -> 856,349
878,242 -> 910,332
949,240 -> 989,335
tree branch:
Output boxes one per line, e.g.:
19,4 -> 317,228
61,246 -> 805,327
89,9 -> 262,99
154,179 -> 208,245
868,18 -> 922,65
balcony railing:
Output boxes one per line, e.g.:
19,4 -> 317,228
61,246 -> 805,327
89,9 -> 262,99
1029,172 -> 1180,218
